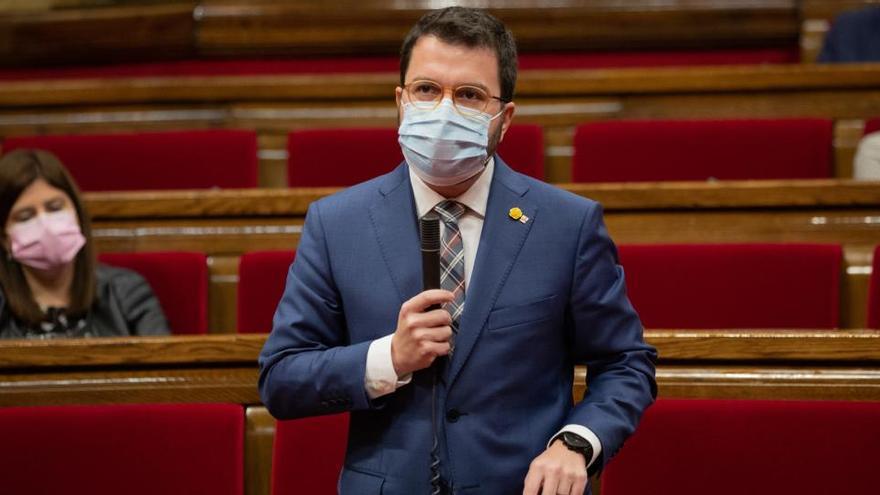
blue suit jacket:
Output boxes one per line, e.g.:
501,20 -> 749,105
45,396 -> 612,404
259,158 -> 657,494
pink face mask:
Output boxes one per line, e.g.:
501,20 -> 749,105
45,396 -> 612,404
7,210 -> 86,271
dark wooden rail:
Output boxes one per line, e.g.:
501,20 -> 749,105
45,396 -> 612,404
0,0 -> 804,68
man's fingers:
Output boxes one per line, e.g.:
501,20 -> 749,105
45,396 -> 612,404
404,289 -> 455,313
555,476 -> 574,495
416,326 -> 453,343
540,468 -> 559,495
522,467 -> 543,495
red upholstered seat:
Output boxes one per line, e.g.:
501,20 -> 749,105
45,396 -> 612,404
617,244 -> 841,329
98,251 -> 209,334
286,124 -> 544,186
2,129 -> 259,191
271,413 -> 350,495
237,250 -> 296,333
572,119 -> 833,182
865,117 -> 880,135
0,403 -> 244,495
601,398 -> 880,495
868,245 -> 880,329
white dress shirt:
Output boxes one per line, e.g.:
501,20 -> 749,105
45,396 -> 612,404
363,159 -> 602,468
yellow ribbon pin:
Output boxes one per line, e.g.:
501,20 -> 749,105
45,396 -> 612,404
509,207 -> 523,221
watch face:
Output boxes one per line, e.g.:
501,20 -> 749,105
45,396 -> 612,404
562,432 -> 591,449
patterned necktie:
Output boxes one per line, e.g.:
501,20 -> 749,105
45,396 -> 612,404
434,200 -> 466,350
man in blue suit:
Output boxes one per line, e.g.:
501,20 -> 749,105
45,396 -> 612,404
259,7 -> 656,495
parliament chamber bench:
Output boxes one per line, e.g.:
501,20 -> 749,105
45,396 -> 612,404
1,64 -> 880,184
83,179 -> 880,333
0,331 -> 878,495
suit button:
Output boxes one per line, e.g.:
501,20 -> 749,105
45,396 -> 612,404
446,409 -> 461,423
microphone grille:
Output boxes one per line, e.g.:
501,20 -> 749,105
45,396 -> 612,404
420,212 -> 440,250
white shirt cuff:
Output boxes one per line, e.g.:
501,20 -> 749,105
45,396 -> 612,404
548,425 -> 602,469
364,334 -> 413,399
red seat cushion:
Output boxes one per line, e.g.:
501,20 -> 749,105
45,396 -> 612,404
868,245 -> 880,329
287,125 -> 544,187
3,129 -> 258,191
865,117 -> 880,135
572,119 -> 833,182
272,413 -> 350,495
602,398 -> 880,495
0,403 -> 243,495
98,251 -> 209,334
617,244 -> 841,329
237,250 -> 296,333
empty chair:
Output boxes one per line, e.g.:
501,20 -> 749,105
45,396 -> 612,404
287,124 -> 544,187
271,413 -> 350,495
601,398 -> 880,495
617,243 -> 841,329
868,245 -> 880,329
2,129 -> 259,191
99,251 -> 209,334
572,118 -> 833,182
0,403 -> 244,495
237,250 -> 296,333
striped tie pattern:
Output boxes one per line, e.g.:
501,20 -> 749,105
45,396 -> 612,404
434,200 -> 466,350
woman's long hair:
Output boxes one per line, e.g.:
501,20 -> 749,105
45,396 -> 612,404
0,149 -> 96,325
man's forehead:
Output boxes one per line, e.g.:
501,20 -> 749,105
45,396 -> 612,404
406,35 -> 500,89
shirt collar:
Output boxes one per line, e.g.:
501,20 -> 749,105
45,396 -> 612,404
409,158 -> 494,219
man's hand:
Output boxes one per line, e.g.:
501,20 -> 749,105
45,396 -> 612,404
390,289 -> 455,377
523,440 -> 588,495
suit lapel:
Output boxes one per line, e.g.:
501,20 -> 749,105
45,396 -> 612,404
368,164 -> 422,304
447,159 -> 537,387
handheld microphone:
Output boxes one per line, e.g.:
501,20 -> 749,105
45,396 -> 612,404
420,213 -> 441,309
420,212 -> 443,495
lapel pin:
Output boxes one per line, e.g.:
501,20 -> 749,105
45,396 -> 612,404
509,207 -> 529,224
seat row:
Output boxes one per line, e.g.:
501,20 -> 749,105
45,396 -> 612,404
4,117 -> 877,190
98,243 -> 880,335
2,399 -> 878,495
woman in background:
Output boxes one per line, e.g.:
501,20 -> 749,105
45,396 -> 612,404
0,149 -> 169,338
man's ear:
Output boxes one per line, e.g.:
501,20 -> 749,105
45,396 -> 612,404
395,86 -> 403,108
499,102 -> 516,141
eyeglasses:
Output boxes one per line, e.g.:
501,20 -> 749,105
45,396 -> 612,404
402,79 -> 507,117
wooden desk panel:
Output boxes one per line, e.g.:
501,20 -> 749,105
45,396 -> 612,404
1,331 -> 878,407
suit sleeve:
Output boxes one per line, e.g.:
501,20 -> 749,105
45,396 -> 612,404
565,202 -> 658,472
258,201 -> 375,419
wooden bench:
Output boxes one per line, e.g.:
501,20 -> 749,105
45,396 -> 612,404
0,0 -> 803,68
82,180 -> 880,332
2,64 -> 879,183
1,330 -> 878,495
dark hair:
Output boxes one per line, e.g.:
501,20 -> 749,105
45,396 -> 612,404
400,7 -> 518,102
0,149 -> 96,325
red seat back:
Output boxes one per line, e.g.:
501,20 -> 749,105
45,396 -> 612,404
868,245 -> 880,329
3,129 -> 259,191
617,244 -> 841,329
98,251 -> 209,334
237,250 -> 296,333
0,403 -> 244,495
865,117 -> 880,135
271,413 -> 350,495
602,399 -> 880,495
572,119 -> 833,182
287,125 -> 544,187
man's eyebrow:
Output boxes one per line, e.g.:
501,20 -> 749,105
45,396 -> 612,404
406,76 -> 491,92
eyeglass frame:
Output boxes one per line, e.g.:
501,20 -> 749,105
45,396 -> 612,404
400,79 -> 510,117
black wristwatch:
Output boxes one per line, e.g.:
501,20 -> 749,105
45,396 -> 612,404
555,431 -> 594,468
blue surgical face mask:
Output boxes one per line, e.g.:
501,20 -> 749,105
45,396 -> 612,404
398,98 -> 503,187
